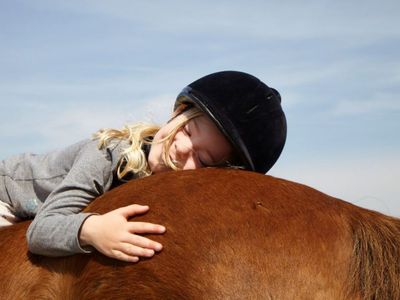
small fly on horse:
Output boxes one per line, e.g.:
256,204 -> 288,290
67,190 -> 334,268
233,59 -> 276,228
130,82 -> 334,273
0,168 -> 399,299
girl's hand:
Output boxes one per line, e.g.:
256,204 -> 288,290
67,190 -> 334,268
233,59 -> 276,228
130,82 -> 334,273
79,204 -> 166,263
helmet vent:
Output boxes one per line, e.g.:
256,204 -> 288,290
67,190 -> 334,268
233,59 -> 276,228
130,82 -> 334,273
246,105 -> 259,114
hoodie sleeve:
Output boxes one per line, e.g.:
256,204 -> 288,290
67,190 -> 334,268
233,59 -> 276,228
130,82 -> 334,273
26,140 -> 116,257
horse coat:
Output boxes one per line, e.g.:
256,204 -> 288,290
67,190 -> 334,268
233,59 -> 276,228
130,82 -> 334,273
0,168 -> 399,299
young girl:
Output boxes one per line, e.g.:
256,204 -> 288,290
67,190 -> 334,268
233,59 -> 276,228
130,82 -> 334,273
0,71 -> 287,263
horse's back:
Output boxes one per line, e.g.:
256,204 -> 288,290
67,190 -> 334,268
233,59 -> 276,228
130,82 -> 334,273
0,168 -> 396,299
80,169 -> 355,299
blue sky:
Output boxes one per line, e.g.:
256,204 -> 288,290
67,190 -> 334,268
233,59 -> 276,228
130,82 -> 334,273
1,0 -> 399,215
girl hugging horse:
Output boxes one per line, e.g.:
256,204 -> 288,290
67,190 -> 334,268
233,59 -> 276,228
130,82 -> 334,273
0,71 -> 287,263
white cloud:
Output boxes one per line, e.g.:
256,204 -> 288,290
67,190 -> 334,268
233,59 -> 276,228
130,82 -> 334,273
0,92 -> 174,156
270,154 -> 400,217
24,0 -> 400,40
331,95 -> 400,116
132,94 -> 174,124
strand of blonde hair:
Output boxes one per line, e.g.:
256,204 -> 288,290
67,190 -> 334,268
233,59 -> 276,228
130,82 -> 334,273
94,123 -> 160,179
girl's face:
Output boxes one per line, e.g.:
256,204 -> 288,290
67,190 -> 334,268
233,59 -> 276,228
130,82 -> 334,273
148,114 -> 233,174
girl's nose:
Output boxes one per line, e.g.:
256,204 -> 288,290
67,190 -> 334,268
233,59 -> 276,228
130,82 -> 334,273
175,149 -> 197,170
174,136 -> 199,169
175,137 -> 194,158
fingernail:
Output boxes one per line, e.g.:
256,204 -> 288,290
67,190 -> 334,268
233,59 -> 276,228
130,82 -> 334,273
147,249 -> 155,256
155,243 -> 163,251
159,226 -> 166,232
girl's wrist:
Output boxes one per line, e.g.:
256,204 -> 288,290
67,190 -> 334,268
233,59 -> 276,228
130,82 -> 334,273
79,214 -> 100,247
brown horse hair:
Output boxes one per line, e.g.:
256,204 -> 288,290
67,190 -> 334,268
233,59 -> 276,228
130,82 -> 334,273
1,169 -> 399,298
348,208 -> 400,299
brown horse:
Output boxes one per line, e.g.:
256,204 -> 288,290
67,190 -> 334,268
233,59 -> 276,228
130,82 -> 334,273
0,168 -> 399,299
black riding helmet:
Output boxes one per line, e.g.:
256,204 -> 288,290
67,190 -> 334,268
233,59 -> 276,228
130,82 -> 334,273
174,71 -> 287,174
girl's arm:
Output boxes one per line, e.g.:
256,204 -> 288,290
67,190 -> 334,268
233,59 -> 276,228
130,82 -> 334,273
26,140 -> 165,261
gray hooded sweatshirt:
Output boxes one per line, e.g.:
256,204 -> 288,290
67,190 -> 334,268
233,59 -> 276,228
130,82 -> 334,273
0,138 -> 130,256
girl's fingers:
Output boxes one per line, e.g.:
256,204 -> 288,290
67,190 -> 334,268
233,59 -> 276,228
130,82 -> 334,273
127,221 -> 166,234
110,249 -> 139,263
116,204 -> 150,218
122,233 -> 163,252
118,242 -> 156,258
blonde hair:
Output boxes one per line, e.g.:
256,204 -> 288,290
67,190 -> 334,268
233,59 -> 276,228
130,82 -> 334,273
93,105 -> 203,180
160,107 -> 203,171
